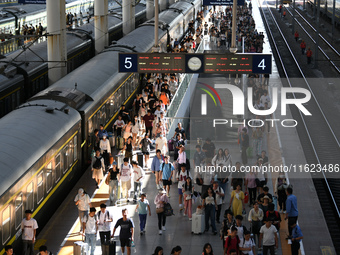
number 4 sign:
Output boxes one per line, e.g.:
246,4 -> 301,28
119,53 -> 138,72
252,54 -> 272,74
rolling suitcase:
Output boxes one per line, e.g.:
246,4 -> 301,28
108,132 -> 115,147
116,136 -> 124,150
73,241 -> 88,255
137,152 -> 144,168
168,139 -> 174,151
192,212 -> 205,234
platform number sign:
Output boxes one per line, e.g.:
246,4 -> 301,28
252,54 -> 272,74
119,53 -> 138,73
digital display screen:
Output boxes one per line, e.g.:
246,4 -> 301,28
204,54 -> 253,74
119,53 -> 271,74
137,53 -> 186,73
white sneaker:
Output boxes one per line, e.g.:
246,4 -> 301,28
156,184 -> 160,189
183,213 -> 187,216
189,218 -> 192,221
159,230 -> 162,235
162,226 -> 166,231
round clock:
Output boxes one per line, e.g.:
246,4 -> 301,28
188,56 -> 202,71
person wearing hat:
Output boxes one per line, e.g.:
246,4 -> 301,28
257,186 -> 273,205
259,195 -> 270,215
107,156 -> 120,205
21,209 -> 38,255
82,207 -> 98,255
91,149 -> 105,189
154,189 -> 169,235
74,188 -> 92,232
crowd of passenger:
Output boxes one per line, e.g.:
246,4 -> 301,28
13,4 -> 303,255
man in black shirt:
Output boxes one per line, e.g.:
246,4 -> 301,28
241,128 -> 249,165
202,138 -> 216,164
112,209 -> 134,255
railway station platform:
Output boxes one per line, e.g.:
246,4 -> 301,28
35,1 -> 335,255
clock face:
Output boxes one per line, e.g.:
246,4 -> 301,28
188,57 -> 202,71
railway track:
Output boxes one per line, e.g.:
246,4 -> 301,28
258,0 -> 340,253
283,5 -> 340,74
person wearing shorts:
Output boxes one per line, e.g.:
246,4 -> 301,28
160,156 -> 174,197
112,209 -> 134,255
151,149 -> 164,189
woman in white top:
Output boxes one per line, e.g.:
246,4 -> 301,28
211,148 -> 225,166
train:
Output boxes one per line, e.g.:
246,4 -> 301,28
0,3 -> 147,118
0,0 -> 201,253
308,0 -> 340,24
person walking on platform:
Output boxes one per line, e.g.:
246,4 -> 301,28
135,193 -> 151,235
74,188 -> 92,232
123,136 -> 134,163
202,138 -> 216,164
97,204 -> 113,255
91,150 -> 105,189
132,161 -> 144,201
21,209 -> 38,255
112,209 -> 135,255
160,156 -> 174,197
300,40 -> 306,55
155,189 -> 170,235
306,48 -> 312,64
82,207 -> 98,255
275,173 -> 288,213
113,115 -> 125,137
152,150 -> 165,190
248,202 -> 264,242
202,186 -> 218,235
285,187 -> 298,237
259,219 -> 278,255
294,31 -> 299,42
290,222 -> 303,255
120,158 -> 133,202
108,159 -> 120,205
229,184 -> 245,217
99,135 -> 111,167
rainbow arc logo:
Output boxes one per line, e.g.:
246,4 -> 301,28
198,82 -> 222,115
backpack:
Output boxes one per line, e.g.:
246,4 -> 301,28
84,214 -> 97,224
265,211 -> 280,228
93,156 -> 102,169
162,163 -> 171,171
98,210 -> 110,220
163,203 -> 174,216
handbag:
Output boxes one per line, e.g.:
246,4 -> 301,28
156,207 -> 164,214
185,194 -> 192,200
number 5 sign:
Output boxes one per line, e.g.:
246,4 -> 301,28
119,53 -> 138,72
252,54 -> 272,74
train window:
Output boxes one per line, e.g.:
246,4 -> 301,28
26,182 -> 34,211
2,206 -> 11,244
15,194 -> 23,230
46,170 -> 52,193
109,97 -> 114,117
73,135 -> 77,162
88,118 -> 93,134
37,172 -> 44,204
68,140 -> 73,167
55,154 -> 61,182
63,146 -> 69,174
